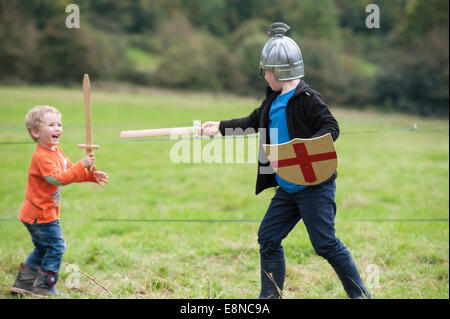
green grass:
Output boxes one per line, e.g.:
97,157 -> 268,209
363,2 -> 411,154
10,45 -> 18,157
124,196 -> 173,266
0,84 -> 448,299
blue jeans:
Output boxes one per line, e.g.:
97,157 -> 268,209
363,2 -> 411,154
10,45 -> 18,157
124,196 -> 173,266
258,180 -> 370,298
23,220 -> 66,274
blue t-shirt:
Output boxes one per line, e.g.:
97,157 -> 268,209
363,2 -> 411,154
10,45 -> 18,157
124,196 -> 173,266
268,89 -> 307,193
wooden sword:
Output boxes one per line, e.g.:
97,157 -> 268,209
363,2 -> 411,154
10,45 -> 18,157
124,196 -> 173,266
78,74 -> 99,171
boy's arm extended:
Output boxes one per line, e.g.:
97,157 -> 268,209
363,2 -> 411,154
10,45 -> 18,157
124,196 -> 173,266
218,104 -> 264,136
38,155 -> 94,186
65,158 -> 109,187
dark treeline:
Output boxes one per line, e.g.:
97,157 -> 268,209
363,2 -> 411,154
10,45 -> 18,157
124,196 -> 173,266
0,0 -> 448,116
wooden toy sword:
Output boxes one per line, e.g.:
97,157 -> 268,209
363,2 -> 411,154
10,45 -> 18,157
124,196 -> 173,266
78,74 -> 99,171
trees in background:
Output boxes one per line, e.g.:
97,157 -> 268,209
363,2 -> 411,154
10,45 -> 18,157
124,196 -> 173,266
374,0 -> 449,115
0,0 -> 448,116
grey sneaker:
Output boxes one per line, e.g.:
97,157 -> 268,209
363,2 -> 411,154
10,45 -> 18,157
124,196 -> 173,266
11,263 -> 37,295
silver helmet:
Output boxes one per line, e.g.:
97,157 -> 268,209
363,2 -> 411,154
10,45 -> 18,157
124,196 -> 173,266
260,22 -> 304,81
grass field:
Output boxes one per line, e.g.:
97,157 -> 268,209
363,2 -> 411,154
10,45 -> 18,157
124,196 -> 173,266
0,84 -> 448,299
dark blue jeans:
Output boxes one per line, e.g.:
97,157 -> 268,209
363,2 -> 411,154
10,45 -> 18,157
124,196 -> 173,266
257,180 -> 370,298
23,220 -> 66,274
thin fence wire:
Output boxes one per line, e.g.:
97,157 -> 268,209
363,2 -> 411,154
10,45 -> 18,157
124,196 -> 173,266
0,218 -> 448,223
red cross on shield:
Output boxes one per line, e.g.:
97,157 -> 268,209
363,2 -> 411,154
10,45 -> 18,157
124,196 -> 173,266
263,133 -> 338,186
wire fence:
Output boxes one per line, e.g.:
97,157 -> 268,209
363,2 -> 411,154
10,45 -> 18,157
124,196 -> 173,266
0,217 -> 448,223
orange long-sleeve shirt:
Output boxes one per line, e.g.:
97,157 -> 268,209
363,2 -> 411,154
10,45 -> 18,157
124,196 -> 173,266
19,144 -> 96,224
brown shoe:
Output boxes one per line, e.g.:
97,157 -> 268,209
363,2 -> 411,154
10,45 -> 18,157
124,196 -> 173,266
11,263 -> 37,295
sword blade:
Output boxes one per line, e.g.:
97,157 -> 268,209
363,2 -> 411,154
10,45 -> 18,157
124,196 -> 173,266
83,74 -> 92,148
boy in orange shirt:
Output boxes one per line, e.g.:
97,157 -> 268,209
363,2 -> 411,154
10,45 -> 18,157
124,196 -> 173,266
11,105 -> 109,297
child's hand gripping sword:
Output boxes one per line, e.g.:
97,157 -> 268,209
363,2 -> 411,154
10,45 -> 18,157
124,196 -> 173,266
78,74 -> 99,171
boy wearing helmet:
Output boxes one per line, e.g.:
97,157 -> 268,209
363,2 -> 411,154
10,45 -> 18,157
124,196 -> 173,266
202,22 -> 370,299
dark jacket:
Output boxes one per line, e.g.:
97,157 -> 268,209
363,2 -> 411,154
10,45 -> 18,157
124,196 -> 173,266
219,80 -> 340,195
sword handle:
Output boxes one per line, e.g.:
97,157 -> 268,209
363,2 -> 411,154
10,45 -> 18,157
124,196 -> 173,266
87,148 -> 95,172
78,144 -> 100,172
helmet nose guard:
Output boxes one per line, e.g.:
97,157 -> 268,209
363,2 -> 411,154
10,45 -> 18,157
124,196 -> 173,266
260,22 -> 304,81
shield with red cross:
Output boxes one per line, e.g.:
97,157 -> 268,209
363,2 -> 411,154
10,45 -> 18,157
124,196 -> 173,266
263,133 -> 338,186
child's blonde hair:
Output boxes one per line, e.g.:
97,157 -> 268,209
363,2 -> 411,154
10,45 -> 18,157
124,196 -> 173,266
25,105 -> 62,142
